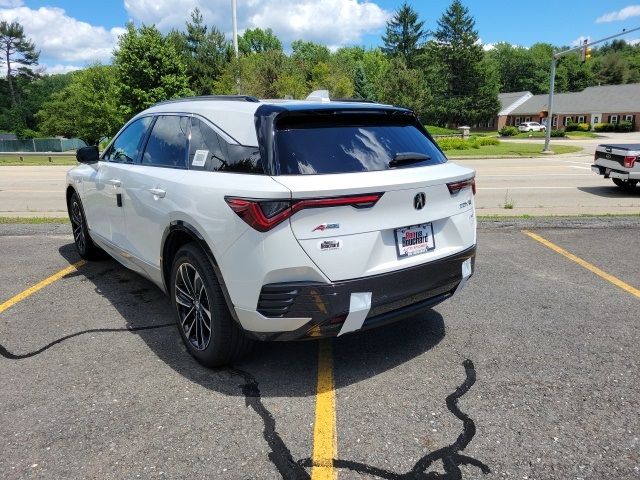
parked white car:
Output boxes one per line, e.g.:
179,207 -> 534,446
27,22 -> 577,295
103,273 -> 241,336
518,121 -> 546,132
67,95 -> 477,366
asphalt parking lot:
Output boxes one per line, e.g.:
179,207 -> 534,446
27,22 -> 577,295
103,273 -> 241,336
1,219 -> 639,479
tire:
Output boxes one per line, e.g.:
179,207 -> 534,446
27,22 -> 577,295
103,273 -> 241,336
68,192 -> 105,260
612,178 -> 638,192
170,243 -> 253,367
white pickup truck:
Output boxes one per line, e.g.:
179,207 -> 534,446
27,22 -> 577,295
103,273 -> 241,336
591,144 -> 639,192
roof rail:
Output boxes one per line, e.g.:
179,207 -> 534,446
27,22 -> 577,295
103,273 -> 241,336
332,98 -> 377,104
153,95 -> 260,106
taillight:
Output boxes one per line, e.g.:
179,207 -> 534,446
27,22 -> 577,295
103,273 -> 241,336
447,177 -> 476,195
225,193 -> 383,232
623,156 -> 637,168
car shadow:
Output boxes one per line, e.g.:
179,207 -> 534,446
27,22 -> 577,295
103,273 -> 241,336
578,185 -> 639,197
57,242 -> 446,400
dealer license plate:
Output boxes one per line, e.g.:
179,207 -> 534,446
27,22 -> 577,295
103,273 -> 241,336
395,223 -> 435,257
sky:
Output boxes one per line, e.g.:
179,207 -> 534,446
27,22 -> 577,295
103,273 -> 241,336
1,0 -> 640,74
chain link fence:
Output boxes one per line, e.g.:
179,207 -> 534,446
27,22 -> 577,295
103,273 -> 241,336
0,138 -> 86,152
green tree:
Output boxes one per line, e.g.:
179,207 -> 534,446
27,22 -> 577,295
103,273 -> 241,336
361,49 -> 389,101
37,65 -> 122,145
175,9 -> 230,95
238,28 -> 282,55
377,58 -> 431,117
429,0 -> 499,125
381,3 -> 426,68
596,52 -> 631,85
0,20 -> 39,107
113,23 -> 192,115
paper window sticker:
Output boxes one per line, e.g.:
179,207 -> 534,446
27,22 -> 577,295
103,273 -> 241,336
192,149 -> 209,167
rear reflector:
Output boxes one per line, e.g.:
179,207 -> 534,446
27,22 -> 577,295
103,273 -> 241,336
225,193 -> 383,232
624,156 -> 637,168
447,176 -> 476,195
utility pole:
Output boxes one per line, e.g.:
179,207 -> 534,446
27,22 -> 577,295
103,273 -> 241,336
542,25 -> 640,153
231,0 -> 238,58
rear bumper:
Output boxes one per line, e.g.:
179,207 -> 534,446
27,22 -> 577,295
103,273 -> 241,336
592,164 -> 640,180
247,245 -> 476,340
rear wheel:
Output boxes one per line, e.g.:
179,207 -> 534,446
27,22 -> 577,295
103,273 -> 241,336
170,243 -> 253,367
612,178 -> 638,192
68,192 -> 104,260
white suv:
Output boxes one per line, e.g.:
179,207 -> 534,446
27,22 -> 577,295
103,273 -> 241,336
518,121 -> 546,132
68,95 -> 477,366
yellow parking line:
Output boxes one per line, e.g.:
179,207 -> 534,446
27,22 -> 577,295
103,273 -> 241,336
312,339 -> 337,480
0,260 -> 86,315
523,230 -> 640,298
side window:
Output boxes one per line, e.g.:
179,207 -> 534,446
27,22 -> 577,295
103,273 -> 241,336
103,117 -> 152,163
141,115 -> 189,168
189,117 -> 264,174
188,117 -> 228,171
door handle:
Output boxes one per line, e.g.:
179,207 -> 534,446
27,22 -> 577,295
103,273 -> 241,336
108,179 -> 121,187
148,188 -> 166,198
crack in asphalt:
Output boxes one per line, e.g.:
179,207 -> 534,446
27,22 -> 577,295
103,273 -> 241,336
0,324 -> 174,360
0,327 -> 488,479
298,359 -> 490,479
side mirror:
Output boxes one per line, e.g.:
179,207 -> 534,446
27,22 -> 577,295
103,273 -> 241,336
76,145 -> 100,164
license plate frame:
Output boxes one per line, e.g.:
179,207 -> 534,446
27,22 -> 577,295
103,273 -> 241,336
394,222 -> 435,258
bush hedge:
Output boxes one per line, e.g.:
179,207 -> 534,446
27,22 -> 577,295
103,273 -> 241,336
616,120 -> 633,132
498,126 -> 518,137
594,122 -> 615,132
437,136 -> 500,151
550,129 -> 565,137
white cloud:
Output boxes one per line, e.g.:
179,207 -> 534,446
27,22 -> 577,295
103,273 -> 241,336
596,5 -> 640,23
0,6 -> 124,63
571,35 -> 590,47
124,0 -> 390,46
43,64 -> 83,75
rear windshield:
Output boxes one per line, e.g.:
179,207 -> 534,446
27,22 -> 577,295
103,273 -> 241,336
274,114 -> 447,175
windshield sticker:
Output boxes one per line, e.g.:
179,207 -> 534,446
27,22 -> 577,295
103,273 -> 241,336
192,149 -> 209,167
318,239 -> 342,251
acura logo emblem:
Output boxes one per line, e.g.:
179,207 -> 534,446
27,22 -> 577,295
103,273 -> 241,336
414,192 -> 426,210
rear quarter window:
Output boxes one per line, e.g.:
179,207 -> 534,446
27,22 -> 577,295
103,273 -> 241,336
274,114 -> 446,175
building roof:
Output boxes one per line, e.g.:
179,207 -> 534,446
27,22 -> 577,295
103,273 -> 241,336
497,91 -> 532,116
509,83 -> 640,115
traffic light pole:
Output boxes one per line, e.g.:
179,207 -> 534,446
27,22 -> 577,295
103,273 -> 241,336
542,25 -> 640,153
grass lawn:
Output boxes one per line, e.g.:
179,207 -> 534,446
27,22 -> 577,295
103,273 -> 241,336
445,143 -> 582,157
0,155 -> 77,166
425,125 -> 459,135
0,216 -> 69,224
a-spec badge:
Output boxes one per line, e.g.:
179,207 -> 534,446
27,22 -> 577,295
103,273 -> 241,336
312,223 -> 340,232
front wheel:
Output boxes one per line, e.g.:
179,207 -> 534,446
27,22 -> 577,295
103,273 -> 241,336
68,192 -> 104,260
170,243 -> 253,367
612,178 -> 638,192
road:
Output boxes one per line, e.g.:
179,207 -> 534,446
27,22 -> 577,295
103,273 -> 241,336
1,219 -> 638,479
1,134 -> 639,217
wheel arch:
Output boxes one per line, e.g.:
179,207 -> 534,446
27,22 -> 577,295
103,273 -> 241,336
65,185 -> 77,215
160,221 -> 239,323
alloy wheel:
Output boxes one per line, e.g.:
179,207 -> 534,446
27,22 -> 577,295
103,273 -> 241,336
175,262 -> 212,350
70,200 -> 86,253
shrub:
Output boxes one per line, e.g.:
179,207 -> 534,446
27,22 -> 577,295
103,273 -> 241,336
594,122 -> 615,132
550,129 -> 565,137
616,120 -> 633,132
576,123 -> 591,132
473,136 -> 500,147
498,126 -> 518,136
437,137 -> 471,150
16,128 -> 42,139
565,122 -> 578,132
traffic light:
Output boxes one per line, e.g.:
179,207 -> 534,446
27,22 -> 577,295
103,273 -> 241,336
581,39 -> 592,63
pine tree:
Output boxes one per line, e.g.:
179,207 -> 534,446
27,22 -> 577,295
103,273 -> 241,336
381,3 -> 426,68
430,0 -> 499,125
0,21 -> 39,107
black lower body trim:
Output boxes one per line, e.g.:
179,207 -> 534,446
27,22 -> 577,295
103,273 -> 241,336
249,245 -> 476,341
